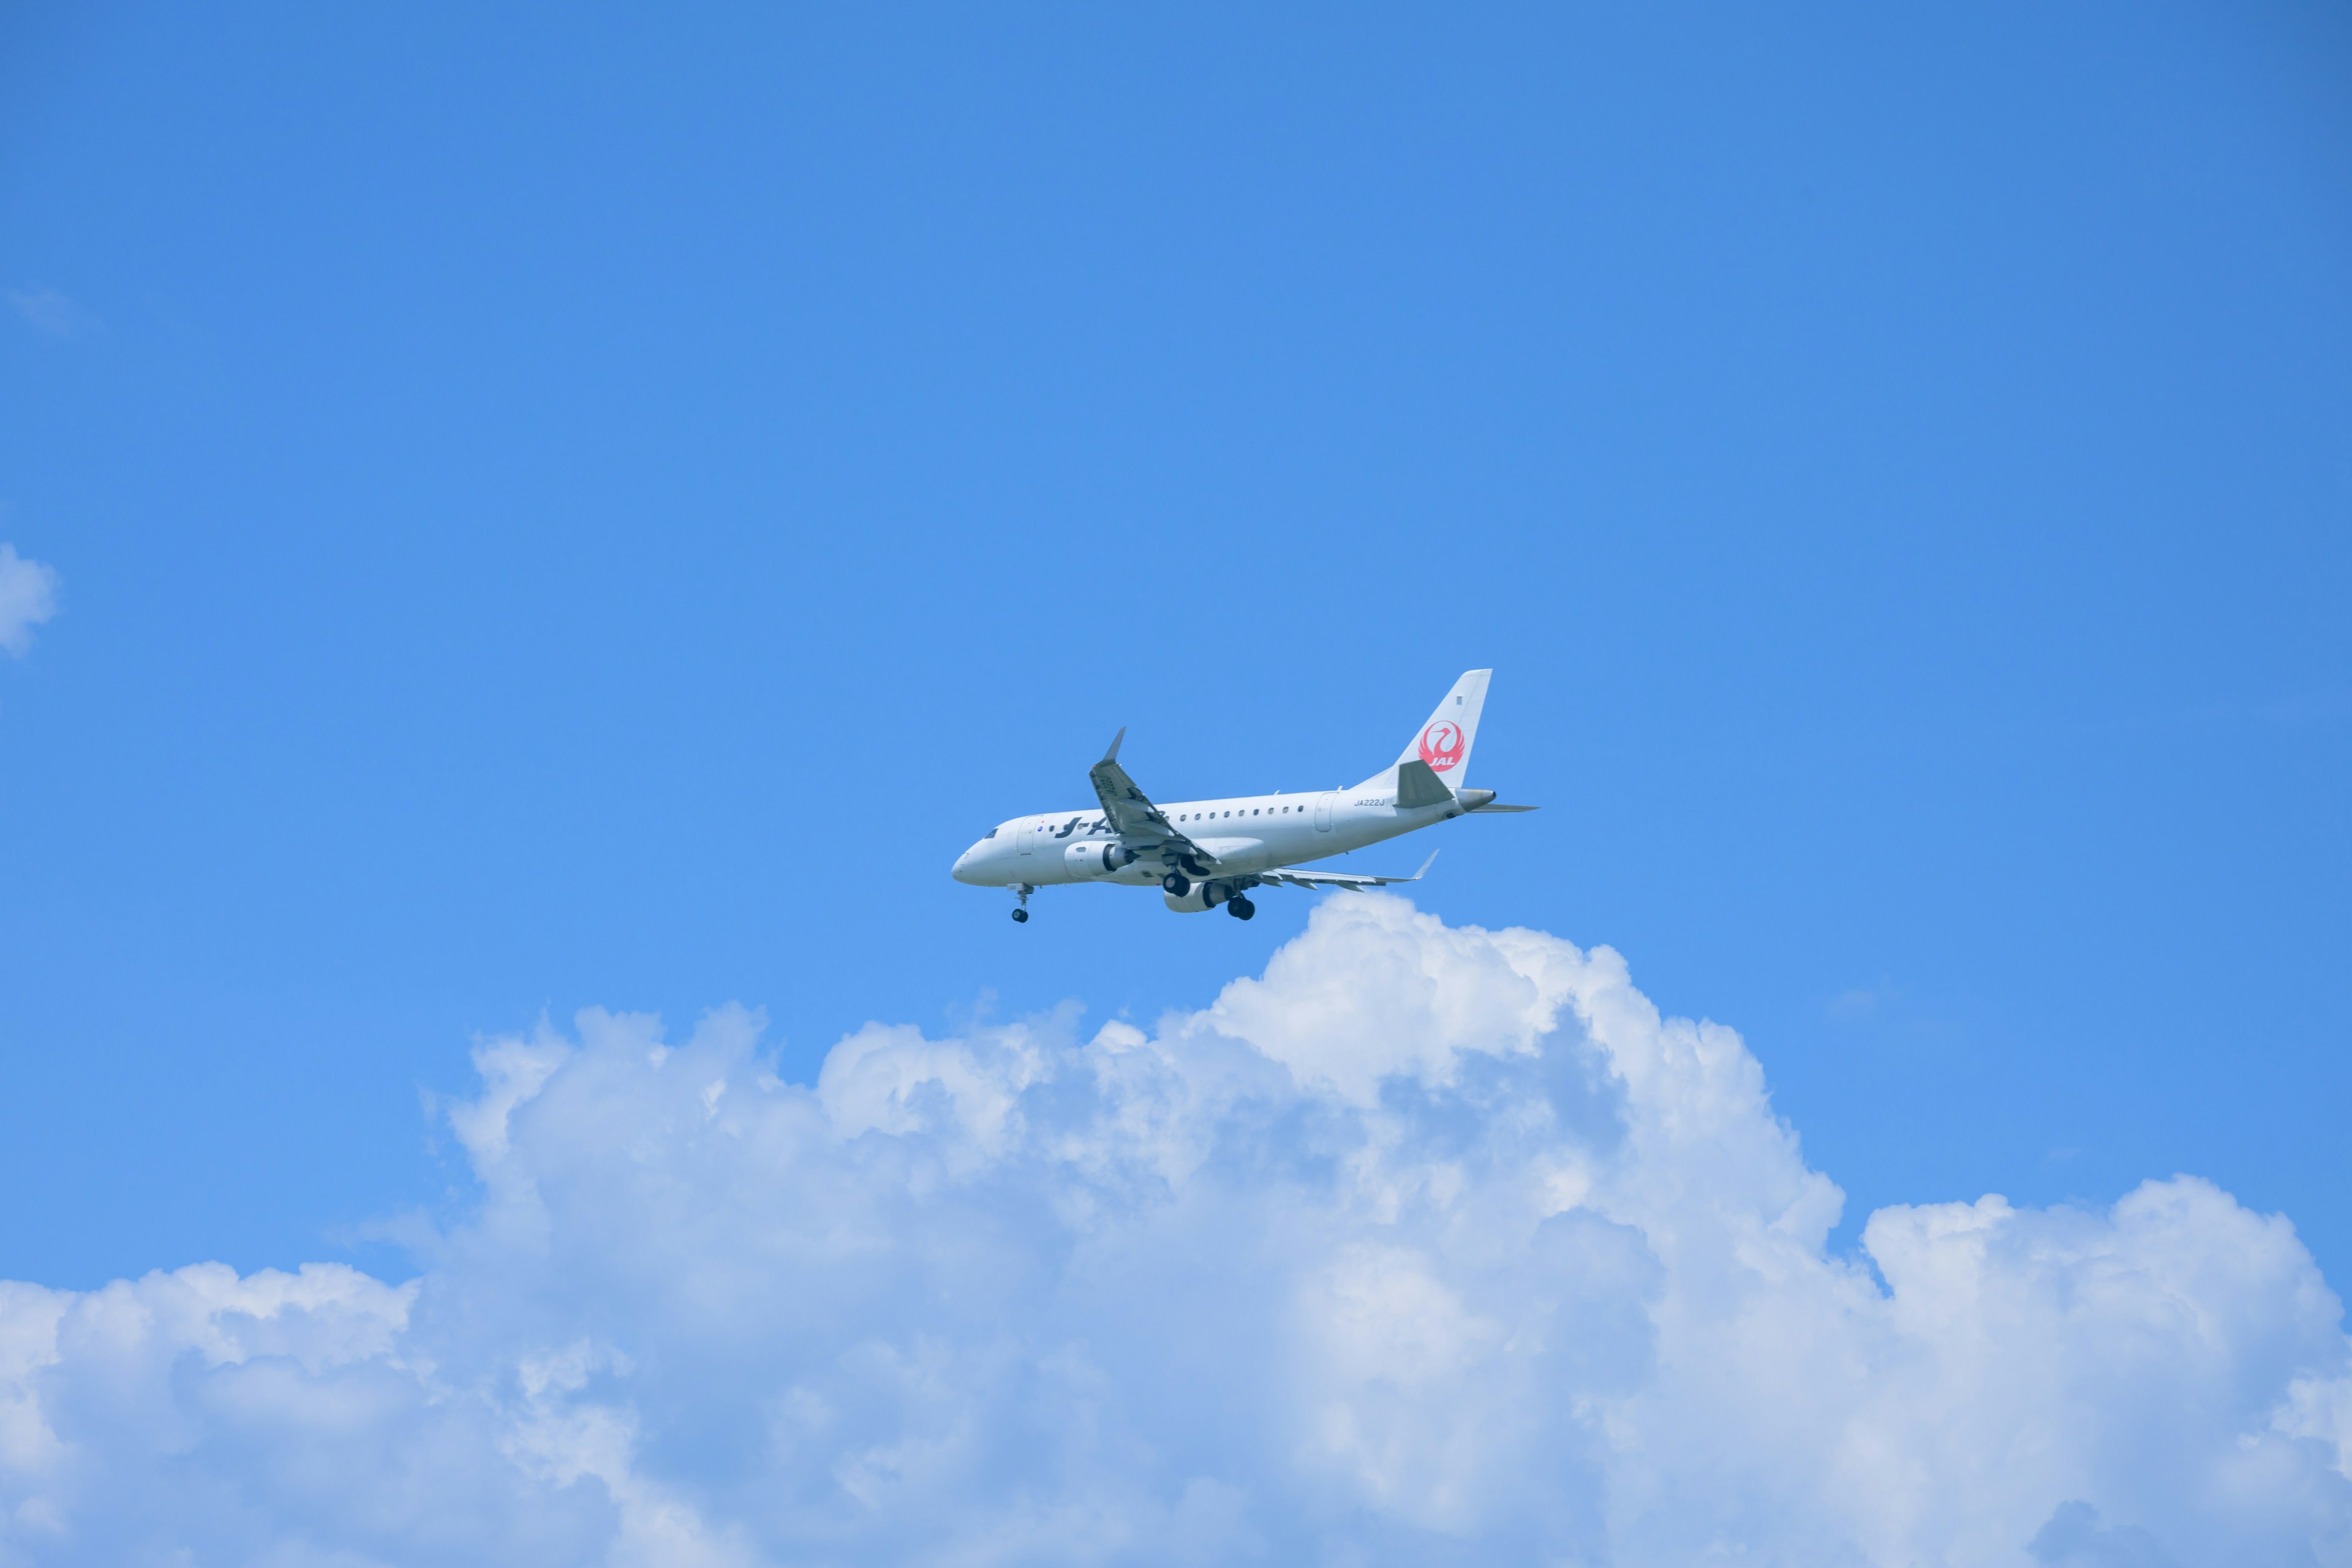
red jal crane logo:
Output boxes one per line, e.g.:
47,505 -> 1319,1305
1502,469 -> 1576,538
1419,720 -> 1464,773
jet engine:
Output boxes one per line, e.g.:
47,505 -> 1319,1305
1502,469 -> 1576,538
1064,841 -> 1140,878
1162,880 -> 1236,913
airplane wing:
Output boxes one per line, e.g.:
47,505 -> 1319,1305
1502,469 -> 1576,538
1089,728 -> 1215,869
1256,850 -> 1439,893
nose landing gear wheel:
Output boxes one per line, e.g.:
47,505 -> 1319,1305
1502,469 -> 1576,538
1162,872 -> 1191,896
1226,895 -> 1256,921
1011,908 -> 1030,923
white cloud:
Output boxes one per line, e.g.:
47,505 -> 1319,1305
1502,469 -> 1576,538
4,288 -> 88,339
0,546 -> 59,657
1,896 -> 2347,1564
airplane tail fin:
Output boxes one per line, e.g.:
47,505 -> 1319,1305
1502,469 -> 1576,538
1355,669 -> 1491,793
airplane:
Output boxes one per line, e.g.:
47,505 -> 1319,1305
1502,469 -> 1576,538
952,669 -> 1536,922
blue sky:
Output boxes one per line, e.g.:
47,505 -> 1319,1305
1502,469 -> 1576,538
2,7 -> 2350,1559
3,2 -> 2347,1288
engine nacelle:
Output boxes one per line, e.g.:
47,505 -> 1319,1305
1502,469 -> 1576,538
1064,841 -> 1140,879
1163,880 -> 1237,913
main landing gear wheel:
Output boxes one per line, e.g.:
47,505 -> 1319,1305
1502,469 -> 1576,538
1011,908 -> 1029,923
1162,872 -> 1191,897
1226,895 -> 1256,921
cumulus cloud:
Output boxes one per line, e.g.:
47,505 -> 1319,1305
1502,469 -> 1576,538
0,546 -> 60,657
1,897 -> 2346,1565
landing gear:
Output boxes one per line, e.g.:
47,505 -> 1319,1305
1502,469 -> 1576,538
1162,872 -> 1191,897
1011,883 -> 1034,925
1011,908 -> 1029,923
1226,895 -> 1256,921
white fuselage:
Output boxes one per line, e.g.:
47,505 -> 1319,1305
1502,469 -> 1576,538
950,784 -> 1464,889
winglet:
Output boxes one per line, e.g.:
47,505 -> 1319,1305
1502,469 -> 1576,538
1410,850 -> 1439,881
1101,726 -> 1126,764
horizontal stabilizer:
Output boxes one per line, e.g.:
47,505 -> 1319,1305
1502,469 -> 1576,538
1395,758 -> 1453,809
1467,803 -> 1538,813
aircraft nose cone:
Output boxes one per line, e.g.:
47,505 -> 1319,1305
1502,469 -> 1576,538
951,846 -> 979,884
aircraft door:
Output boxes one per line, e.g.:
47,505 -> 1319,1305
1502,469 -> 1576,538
1016,816 -> 1033,856
1314,792 -> 1336,832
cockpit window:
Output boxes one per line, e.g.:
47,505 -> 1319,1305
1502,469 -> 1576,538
984,828 -> 997,839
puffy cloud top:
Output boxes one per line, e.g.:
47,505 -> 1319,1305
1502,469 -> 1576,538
2,897 -> 2346,1565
